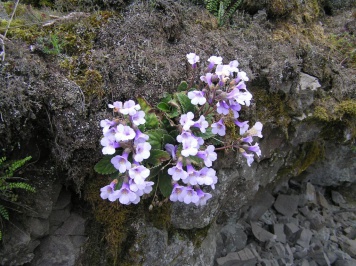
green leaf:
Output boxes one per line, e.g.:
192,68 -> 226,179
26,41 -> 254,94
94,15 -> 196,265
94,156 -> 117,175
176,92 -> 196,114
0,205 -> 9,220
186,155 -> 204,167
157,102 -> 170,112
145,149 -> 171,166
145,113 -> 160,129
162,134 -> 176,147
192,127 -> 215,140
158,168 -> 173,197
137,96 -> 152,113
148,164 -> 162,179
177,81 -> 188,92
146,129 -> 167,149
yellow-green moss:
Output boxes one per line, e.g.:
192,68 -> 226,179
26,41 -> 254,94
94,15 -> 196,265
313,106 -> 330,122
147,202 -> 172,230
254,89 -> 292,134
85,177 -> 137,265
335,100 -> 356,117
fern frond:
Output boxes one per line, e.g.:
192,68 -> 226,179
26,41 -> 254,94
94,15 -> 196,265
204,0 -> 242,26
8,182 -> 35,193
0,205 -> 9,220
5,156 -> 32,178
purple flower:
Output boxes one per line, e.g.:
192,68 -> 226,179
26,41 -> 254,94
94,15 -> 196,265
242,136 -> 253,144
181,137 -> 199,157
120,100 -> 140,116
188,90 -> 206,105
229,100 -> 241,118
197,145 -> 217,167
216,101 -> 230,115
211,119 -> 226,136
193,115 -> 209,133
108,101 -> 123,112
111,151 -> 131,173
100,119 -> 117,134
200,73 -> 213,87
228,60 -> 239,73
196,167 -> 216,186
100,131 -> 120,155
180,112 -> 195,131
234,120 -> 249,135
242,151 -> 254,167
237,71 -> 249,81
183,164 -> 200,185
182,186 -> 199,204
115,124 -> 136,142
116,183 -> 137,205
131,110 -> 146,126
207,56 -> 223,70
134,129 -> 149,144
134,142 -> 151,162
186,53 -> 200,66
247,143 -> 261,157
165,144 -> 177,160
170,183 -> 187,202
128,164 -> 150,184
168,160 -> 188,181
100,180 -> 118,201
195,188 -> 212,206
246,122 -> 263,138
227,83 -> 252,106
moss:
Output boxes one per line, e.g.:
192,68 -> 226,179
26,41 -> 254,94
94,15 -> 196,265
84,177 -> 137,265
328,33 -> 356,69
147,202 -> 172,230
313,106 -> 330,122
335,100 -> 356,118
253,89 -> 292,135
276,140 -> 325,179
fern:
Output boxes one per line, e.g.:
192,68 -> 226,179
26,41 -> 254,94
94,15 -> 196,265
0,156 -> 35,241
204,0 -> 242,26
0,205 -> 9,221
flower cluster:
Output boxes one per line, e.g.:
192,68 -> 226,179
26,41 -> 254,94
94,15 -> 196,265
96,53 -> 263,207
186,53 -> 263,167
99,100 -> 154,205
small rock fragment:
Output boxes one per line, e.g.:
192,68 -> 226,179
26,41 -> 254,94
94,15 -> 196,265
273,224 -> 286,243
251,222 -> 276,242
296,228 -> 313,248
331,191 -> 346,206
274,194 -> 300,217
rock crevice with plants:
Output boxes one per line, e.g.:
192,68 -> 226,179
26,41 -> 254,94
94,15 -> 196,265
0,0 -> 355,265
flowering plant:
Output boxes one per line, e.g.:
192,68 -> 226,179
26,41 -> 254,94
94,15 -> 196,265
94,53 -> 263,206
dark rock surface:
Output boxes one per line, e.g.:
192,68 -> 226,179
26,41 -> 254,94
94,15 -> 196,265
0,0 -> 355,265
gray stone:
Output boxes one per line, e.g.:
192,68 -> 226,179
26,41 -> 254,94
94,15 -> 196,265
247,191 -> 275,222
331,191 -> 347,206
274,194 -> 299,217
54,212 -> 86,236
251,222 -> 276,242
273,224 -> 286,243
24,217 -> 49,239
310,249 -> 331,266
53,189 -> 72,210
317,191 -> 330,209
259,209 -> 278,225
216,245 -> 260,266
220,224 -> 247,253
305,182 -> 317,205
285,222 -> 300,239
296,229 -> 313,248
270,242 -> 286,259
333,258 -> 356,266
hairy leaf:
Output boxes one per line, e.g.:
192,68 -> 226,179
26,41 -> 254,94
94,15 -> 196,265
146,129 -> 167,149
145,149 -> 171,166
176,92 -> 196,114
158,168 -> 173,198
177,81 -> 188,92
94,156 -> 117,175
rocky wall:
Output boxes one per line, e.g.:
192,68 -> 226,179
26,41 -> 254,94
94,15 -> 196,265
0,0 -> 355,265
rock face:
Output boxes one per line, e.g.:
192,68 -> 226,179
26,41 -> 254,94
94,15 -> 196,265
0,0 -> 355,265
